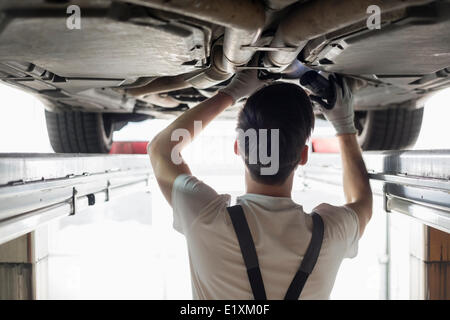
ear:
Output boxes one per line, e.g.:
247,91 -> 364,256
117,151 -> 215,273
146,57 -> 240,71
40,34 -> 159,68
234,139 -> 239,156
298,145 -> 309,166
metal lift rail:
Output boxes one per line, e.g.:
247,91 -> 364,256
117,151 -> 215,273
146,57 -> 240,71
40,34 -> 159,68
306,149 -> 450,234
0,153 -> 152,245
0,150 -> 449,246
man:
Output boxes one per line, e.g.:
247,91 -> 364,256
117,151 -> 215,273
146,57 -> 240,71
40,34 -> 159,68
147,68 -> 373,300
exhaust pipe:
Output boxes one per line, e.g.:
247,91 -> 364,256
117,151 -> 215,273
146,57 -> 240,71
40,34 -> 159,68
186,43 -> 232,89
125,44 -> 232,97
267,0 -> 433,70
124,43 -> 255,97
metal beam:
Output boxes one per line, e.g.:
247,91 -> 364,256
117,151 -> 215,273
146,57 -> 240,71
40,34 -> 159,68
0,154 -> 152,245
0,150 -> 448,246
307,150 -> 450,233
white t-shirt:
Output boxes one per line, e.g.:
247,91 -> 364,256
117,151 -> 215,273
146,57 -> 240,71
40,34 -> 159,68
172,174 -> 360,300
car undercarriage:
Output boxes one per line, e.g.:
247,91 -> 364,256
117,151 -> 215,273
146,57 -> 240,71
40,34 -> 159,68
0,0 -> 449,152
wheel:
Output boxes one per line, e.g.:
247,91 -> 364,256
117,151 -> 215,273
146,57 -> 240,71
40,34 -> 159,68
354,107 -> 424,150
45,110 -> 114,153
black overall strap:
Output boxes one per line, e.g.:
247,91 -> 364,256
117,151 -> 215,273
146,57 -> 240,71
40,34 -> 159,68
284,212 -> 324,300
227,205 -> 267,300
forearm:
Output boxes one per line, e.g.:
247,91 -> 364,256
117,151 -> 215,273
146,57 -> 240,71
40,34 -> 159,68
338,134 -> 372,204
147,92 -> 233,205
149,92 -> 233,156
147,66 -> 263,205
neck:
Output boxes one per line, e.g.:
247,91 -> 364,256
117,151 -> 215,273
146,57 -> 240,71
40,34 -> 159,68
245,171 -> 294,198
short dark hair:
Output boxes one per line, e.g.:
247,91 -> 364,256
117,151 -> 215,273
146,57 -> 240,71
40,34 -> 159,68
236,82 -> 315,185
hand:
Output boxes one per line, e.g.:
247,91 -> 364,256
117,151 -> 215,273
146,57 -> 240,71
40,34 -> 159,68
317,75 -> 357,135
220,57 -> 270,104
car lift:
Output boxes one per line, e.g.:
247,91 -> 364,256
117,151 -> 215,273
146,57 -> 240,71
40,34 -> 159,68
307,150 -> 450,234
0,150 -> 448,299
306,150 -> 449,299
0,153 -> 153,246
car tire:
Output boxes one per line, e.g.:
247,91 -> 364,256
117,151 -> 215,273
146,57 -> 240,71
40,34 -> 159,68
355,107 -> 424,150
45,110 -> 114,153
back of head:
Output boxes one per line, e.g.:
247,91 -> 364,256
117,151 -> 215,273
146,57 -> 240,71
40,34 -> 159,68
237,82 -> 315,185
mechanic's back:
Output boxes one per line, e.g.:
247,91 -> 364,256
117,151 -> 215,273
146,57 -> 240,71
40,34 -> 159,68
148,74 -> 373,300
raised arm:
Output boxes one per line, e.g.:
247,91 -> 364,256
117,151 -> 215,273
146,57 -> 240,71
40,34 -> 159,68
148,93 -> 233,205
319,76 -> 373,237
148,67 -> 268,206
338,134 -> 372,236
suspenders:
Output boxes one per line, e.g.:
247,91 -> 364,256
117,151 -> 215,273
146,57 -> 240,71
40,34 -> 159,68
227,205 -> 324,300
227,205 -> 267,300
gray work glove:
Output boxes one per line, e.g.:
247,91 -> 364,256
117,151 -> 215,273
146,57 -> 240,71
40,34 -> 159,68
316,75 -> 357,135
220,56 -> 270,104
